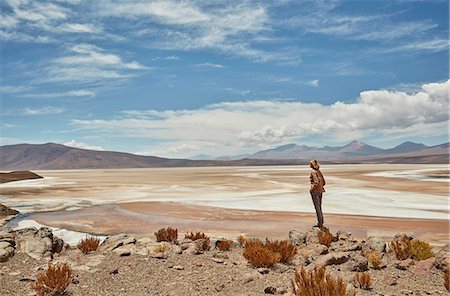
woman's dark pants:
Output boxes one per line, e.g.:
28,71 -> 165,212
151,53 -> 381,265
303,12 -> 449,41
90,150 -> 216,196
310,192 -> 324,226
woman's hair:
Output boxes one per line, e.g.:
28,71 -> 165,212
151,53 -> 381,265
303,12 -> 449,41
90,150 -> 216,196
310,159 -> 320,170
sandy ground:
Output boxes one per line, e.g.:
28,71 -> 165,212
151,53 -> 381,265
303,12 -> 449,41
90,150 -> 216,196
0,164 -> 448,246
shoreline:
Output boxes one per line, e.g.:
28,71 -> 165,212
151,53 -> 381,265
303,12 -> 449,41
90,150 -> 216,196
25,201 -> 449,247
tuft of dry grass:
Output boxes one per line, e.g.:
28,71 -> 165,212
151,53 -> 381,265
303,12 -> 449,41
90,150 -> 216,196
390,234 -> 411,260
154,244 -> 169,253
154,227 -> 178,242
237,235 -> 247,247
292,266 -> 355,296
365,250 -> 382,269
243,239 -> 281,268
444,270 -> 449,291
266,239 -> 297,264
33,263 -> 72,296
185,231 -> 210,251
77,236 -> 100,254
317,229 -> 333,247
216,239 -> 233,251
355,272 -> 372,290
410,240 -> 434,261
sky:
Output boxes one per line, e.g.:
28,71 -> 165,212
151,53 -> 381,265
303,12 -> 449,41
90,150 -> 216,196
1,0 -> 449,158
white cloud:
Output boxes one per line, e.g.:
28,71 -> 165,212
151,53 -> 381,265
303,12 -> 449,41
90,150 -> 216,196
97,1 -> 298,64
24,106 -> 64,115
306,79 -> 319,87
20,89 -> 96,98
63,139 -> 104,151
58,23 -> 101,33
71,80 -> 449,156
0,85 -> 32,94
373,38 -> 449,54
194,63 -> 224,69
39,44 -> 147,84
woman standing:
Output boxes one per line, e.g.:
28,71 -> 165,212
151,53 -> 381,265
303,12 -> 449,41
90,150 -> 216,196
309,159 -> 326,228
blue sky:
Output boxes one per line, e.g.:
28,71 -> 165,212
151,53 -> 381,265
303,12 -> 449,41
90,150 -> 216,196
1,0 -> 449,158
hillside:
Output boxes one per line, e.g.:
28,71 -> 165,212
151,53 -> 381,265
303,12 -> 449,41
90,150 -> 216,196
0,141 -> 448,170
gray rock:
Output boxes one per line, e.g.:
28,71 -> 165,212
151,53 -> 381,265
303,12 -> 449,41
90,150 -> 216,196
362,237 -> 386,254
435,244 -> 449,271
113,246 -> 132,256
335,230 -> 352,241
153,252 -> 168,259
212,258 -> 225,264
274,263 -> 290,274
20,237 -> 52,260
0,248 -> 12,262
313,252 -> 351,268
15,227 -> 38,237
0,241 -> 12,249
257,267 -> 270,274
395,258 -> 414,270
99,234 -> 135,252
170,245 -> 182,255
242,271 -> 262,284
332,241 -> 362,252
289,230 -> 306,245
305,227 -> 321,244
342,255 -> 368,272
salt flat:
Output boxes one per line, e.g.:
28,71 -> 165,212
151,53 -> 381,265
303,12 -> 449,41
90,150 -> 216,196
1,164 -> 448,245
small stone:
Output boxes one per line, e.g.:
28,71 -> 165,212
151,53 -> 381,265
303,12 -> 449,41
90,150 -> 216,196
212,258 -> 224,264
152,252 -> 167,259
242,271 -> 261,284
72,277 -> 80,284
109,268 -> 119,275
19,276 -> 35,282
257,267 -> 270,274
383,276 -> 397,286
395,258 -> 414,270
264,287 -> 277,294
173,265 -> 184,270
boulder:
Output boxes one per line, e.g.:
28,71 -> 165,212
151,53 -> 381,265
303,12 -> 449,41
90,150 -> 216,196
335,230 -> 352,241
289,230 -> 306,245
435,244 -> 449,271
113,246 -> 133,256
0,248 -> 13,262
362,237 -> 386,254
332,241 -> 362,252
99,234 -> 136,252
20,237 -> 53,260
305,227 -> 322,244
313,252 -> 351,268
342,255 -> 368,272
395,258 -> 414,270
170,245 -> 182,255
411,257 -> 435,274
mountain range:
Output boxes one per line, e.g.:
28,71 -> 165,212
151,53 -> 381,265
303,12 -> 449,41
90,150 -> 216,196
0,141 -> 448,170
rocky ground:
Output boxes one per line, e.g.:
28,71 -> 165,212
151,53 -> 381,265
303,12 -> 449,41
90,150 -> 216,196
0,224 -> 448,296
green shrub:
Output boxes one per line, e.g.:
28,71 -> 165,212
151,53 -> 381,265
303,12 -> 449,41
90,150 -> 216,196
410,240 -> 434,261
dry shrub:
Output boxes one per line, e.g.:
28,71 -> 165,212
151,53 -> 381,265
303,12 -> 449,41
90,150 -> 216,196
444,270 -> 449,291
365,250 -> 382,269
292,266 -> 355,296
154,227 -> 178,242
266,239 -> 297,264
77,236 -> 100,254
185,231 -> 210,251
33,263 -> 72,296
390,234 -> 411,260
237,235 -> 247,246
410,240 -> 434,260
243,239 -> 281,268
355,272 -> 372,290
154,243 -> 169,253
317,229 -> 333,247
217,239 -> 233,251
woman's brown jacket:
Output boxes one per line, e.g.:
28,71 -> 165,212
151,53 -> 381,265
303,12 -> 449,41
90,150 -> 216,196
310,169 -> 326,193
